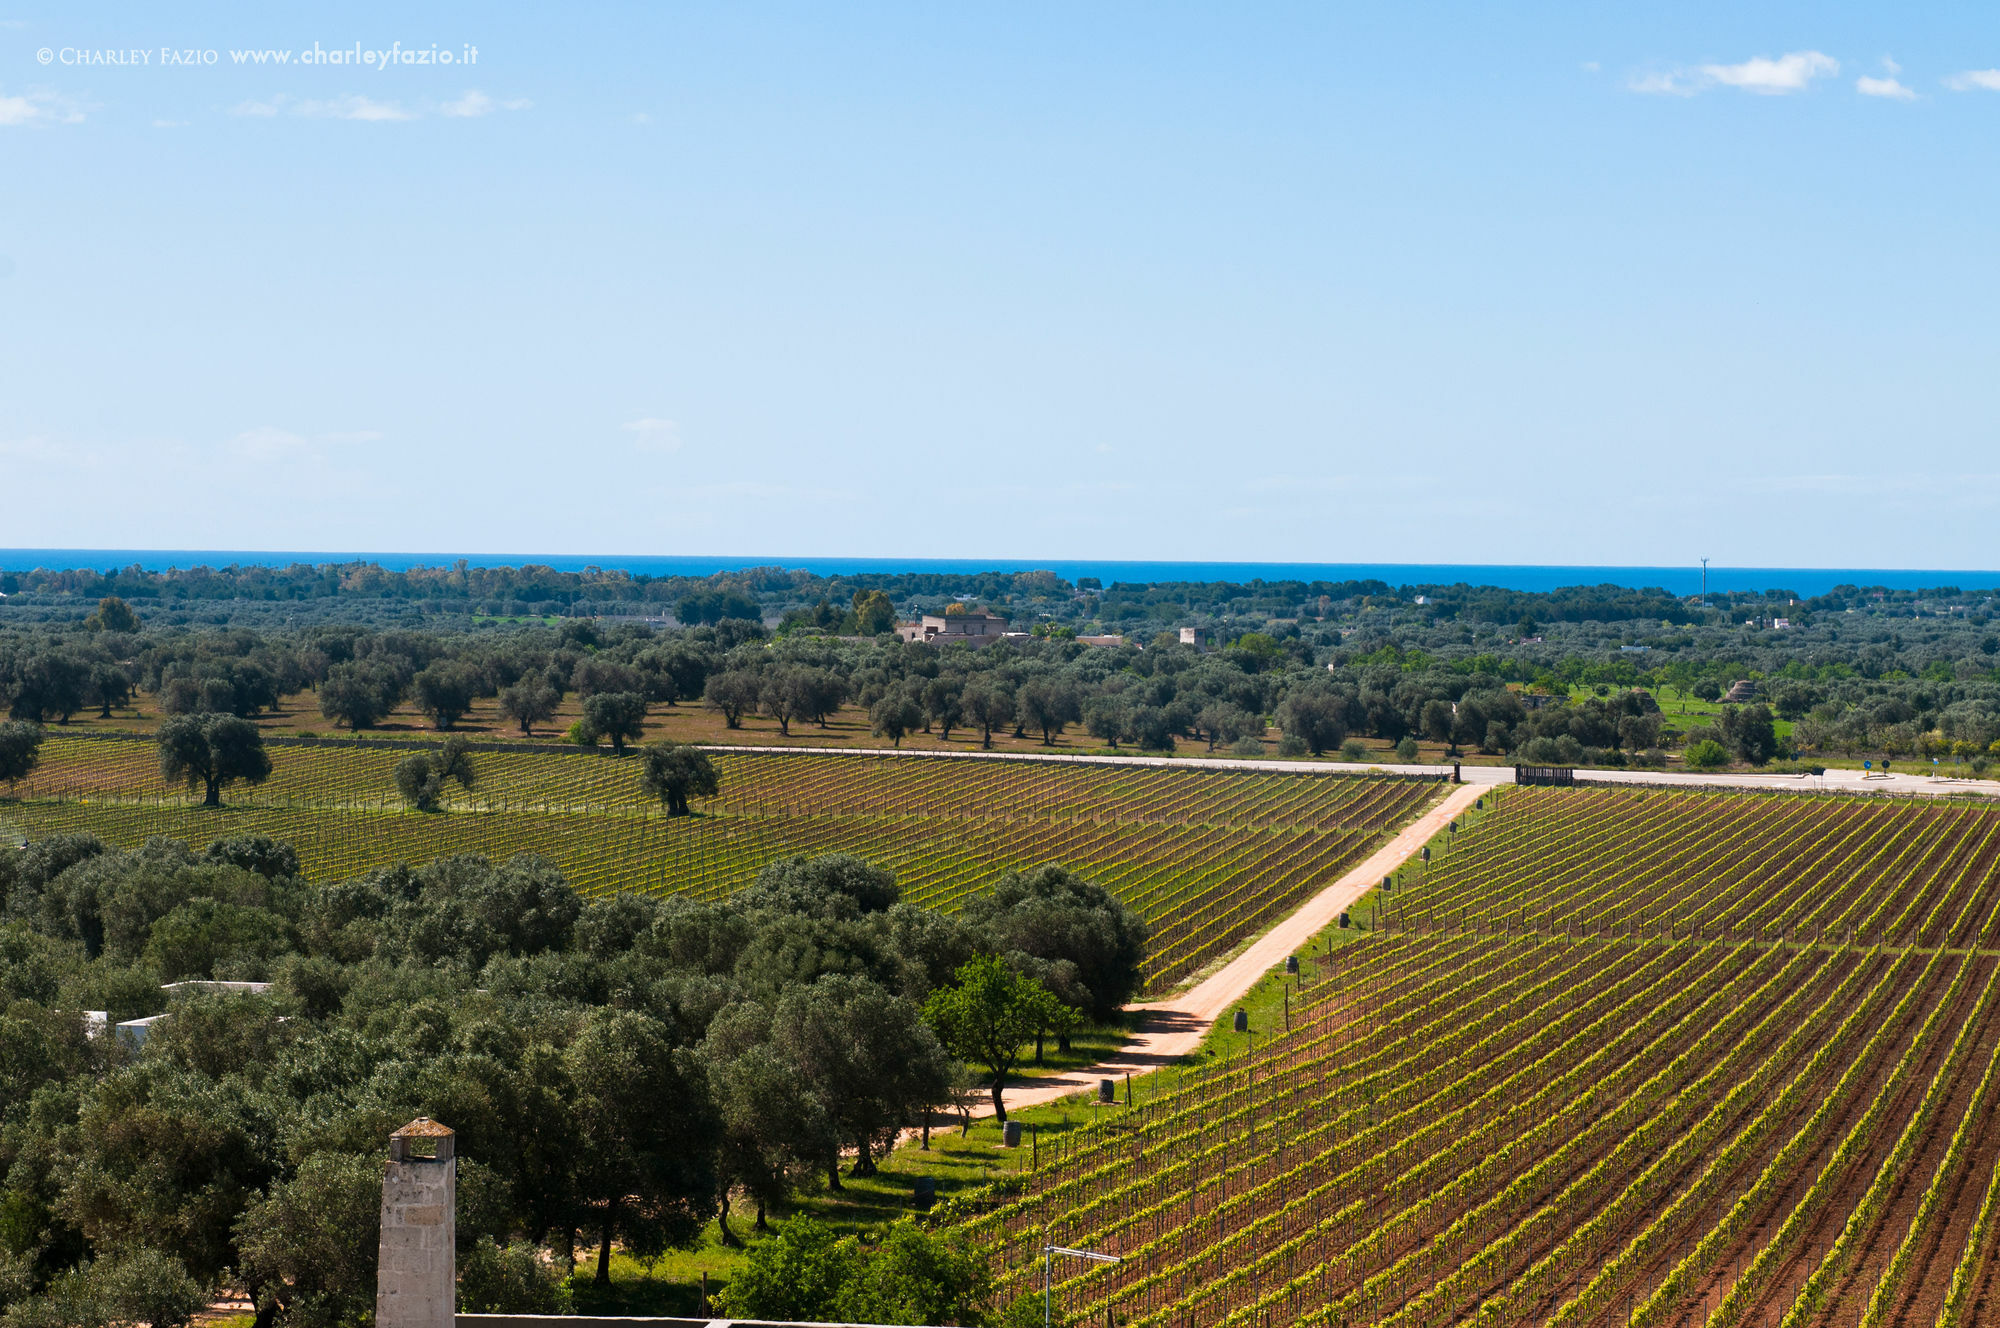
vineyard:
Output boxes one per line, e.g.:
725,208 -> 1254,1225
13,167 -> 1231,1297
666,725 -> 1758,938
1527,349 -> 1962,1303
0,737 -> 1440,992
951,785 -> 2000,1327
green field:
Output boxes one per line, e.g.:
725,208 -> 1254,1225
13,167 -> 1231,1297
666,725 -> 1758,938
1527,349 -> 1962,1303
3,738 -> 1440,994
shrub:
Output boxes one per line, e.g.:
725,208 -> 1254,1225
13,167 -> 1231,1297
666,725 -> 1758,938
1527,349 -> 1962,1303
458,1237 -> 571,1314
1686,738 -> 1729,769
1394,736 -> 1420,761
1276,734 -> 1310,758
1340,739 -> 1369,762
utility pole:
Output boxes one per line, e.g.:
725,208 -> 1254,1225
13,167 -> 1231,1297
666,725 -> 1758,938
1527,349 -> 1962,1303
1700,557 -> 1710,603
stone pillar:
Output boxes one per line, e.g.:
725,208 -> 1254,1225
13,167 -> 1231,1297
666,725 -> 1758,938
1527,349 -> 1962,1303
377,1118 -> 456,1328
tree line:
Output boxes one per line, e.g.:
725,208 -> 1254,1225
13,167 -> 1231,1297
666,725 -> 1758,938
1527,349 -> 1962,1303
0,827 -> 1144,1325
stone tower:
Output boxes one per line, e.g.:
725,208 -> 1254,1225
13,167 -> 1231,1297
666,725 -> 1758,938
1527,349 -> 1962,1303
377,1118 -> 456,1328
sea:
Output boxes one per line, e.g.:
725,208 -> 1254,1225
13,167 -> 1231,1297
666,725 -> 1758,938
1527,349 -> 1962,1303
1,551 -> 1996,599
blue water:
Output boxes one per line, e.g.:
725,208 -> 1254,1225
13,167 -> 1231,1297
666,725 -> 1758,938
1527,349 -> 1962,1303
2,550 -> 1996,598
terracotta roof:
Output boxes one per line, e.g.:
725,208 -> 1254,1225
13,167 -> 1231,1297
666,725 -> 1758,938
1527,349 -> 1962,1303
392,1117 -> 456,1138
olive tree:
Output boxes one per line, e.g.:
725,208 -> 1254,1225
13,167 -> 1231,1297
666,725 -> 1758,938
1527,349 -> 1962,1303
157,712 -> 271,807
639,741 -> 719,816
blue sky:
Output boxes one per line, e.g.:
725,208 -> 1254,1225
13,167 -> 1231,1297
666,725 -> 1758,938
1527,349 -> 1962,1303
3,3 -> 1998,568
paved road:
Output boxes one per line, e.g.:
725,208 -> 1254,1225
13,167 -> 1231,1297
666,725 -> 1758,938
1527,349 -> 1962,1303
706,742 -> 2000,801
964,783 -> 1487,1120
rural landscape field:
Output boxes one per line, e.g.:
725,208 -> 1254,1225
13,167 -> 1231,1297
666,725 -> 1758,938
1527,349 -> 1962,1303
959,787 -> 2000,1326
2,735 -> 1439,993
9,1 -> 2000,1323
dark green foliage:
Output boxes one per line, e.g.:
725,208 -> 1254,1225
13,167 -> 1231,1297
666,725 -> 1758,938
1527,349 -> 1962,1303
394,737 -> 478,812
702,669 -> 761,729
577,691 -> 648,754
963,865 -> 1147,1021
233,1150 -> 381,1325
457,1236 -> 571,1313
83,598 -> 141,635
922,954 -> 1068,1123
156,712 -> 271,808
638,741 -> 719,816
316,662 -> 403,730
676,589 -> 761,625
496,680 -> 559,735
412,661 -> 482,730
0,821 -> 1109,1322
0,1248 -> 205,1328
719,1216 -> 993,1325
869,691 -> 922,746
0,721 -> 43,788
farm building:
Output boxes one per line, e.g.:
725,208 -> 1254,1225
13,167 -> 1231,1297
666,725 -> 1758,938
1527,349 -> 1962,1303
895,610 -> 1011,646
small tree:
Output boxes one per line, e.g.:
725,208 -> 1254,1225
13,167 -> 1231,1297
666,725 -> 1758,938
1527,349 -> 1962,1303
497,681 -> 559,736
1685,738 -> 1729,769
318,663 -> 399,730
579,692 -> 649,755
0,719 -> 44,791
1015,681 -> 1080,746
961,682 -> 1014,750
762,667 -> 802,736
921,954 -> 1066,1122
1278,689 -> 1347,756
235,1150 -> 381,1325
412,662 -> 479,731
869,693 -> 922,747
704,670 -> 762,729
158,712 -> 271,808
639,741 -> 719,816
394,736 -> 477,812
85,595 -> 143,634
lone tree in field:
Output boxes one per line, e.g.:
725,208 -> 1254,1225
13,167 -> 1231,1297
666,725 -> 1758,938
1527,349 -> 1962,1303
921,954 -> 1067,1123
412,662 -> 480,731
579,692 -> 649,755
395,736 -> 478,812
158,712 -> 271,808
868,692 -> 922,747
0,720 -> 44,791
703,670 -> 761,730
497,680 -> 559,736
640,741 -> 719,816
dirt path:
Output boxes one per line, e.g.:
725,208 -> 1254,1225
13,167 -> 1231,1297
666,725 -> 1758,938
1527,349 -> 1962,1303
971,782 -> 1487,1119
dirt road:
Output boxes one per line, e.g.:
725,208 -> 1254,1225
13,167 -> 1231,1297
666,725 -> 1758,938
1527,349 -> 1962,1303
972,781 -> 1487,1119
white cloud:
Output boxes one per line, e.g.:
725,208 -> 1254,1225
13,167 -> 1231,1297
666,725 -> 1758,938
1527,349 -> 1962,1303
631,111 -> 653,125
0,86 -> 86,126
441,90 -> 493,117
1945,69 -> 2000,92
1630,50 -> 1838,97
1883,57 -> 1903,75
295,95 -> 413,122
231,96 -> 286,117
440,90 -> 531,117
1857,75 -> 1916,99
1703,50 -> 1838,93
622,417 -> 681,452
152,119 -> 188,128
1581,61 -> 1600,73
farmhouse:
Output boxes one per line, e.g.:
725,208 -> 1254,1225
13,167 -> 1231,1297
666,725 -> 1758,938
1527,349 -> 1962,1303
896,610 -> 1011,646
